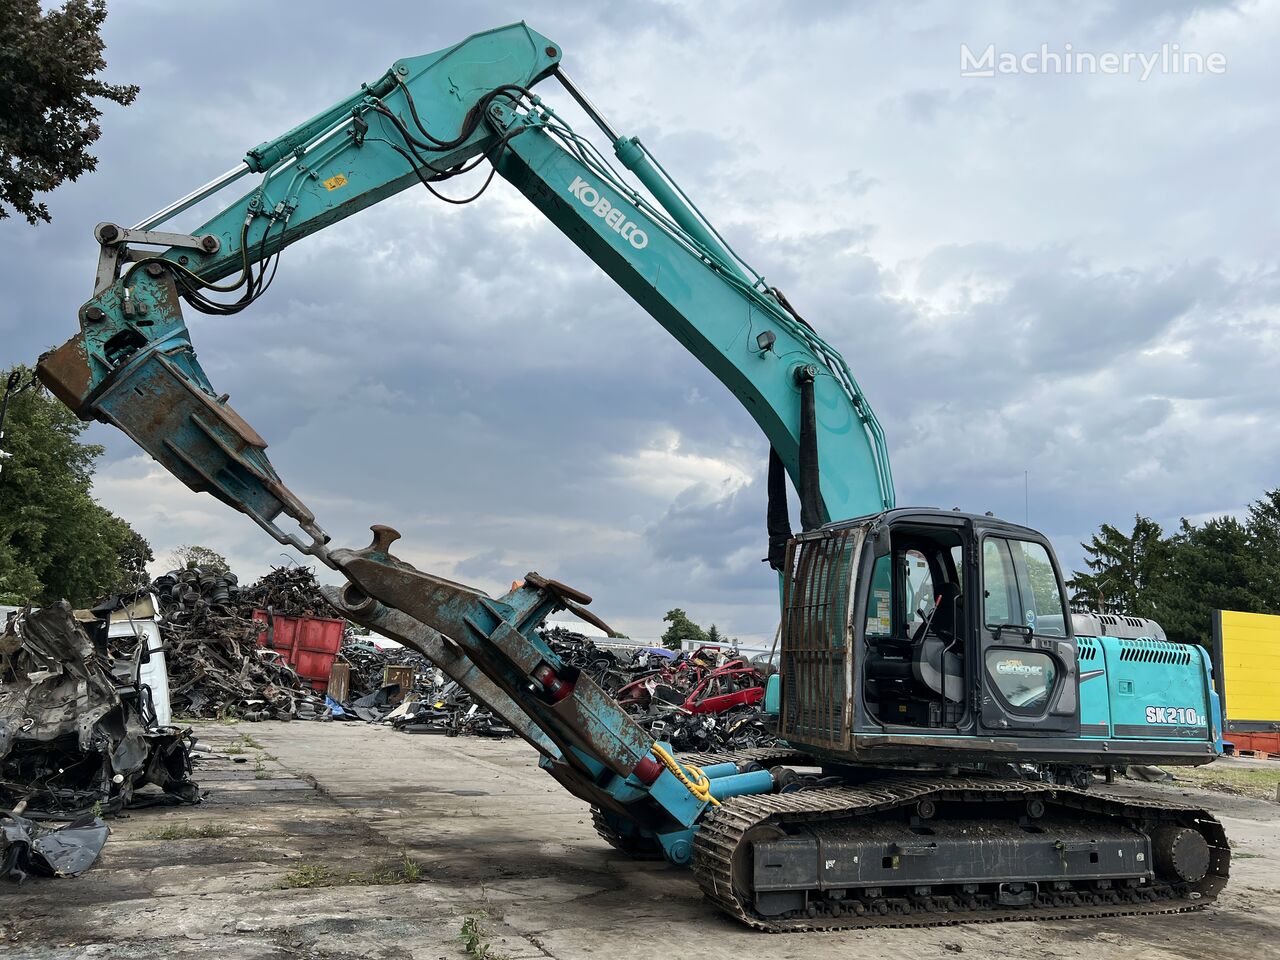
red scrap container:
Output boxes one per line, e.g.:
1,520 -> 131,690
252,609 -> 344,693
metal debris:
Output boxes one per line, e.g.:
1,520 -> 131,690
339,626 -> 779,751
0,811 -> 110,882
0,603 -> 200,817
137,565 -> 333,721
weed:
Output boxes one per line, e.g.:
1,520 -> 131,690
279,863 -> 331,888
151,823 -> 230,841
253,756 -> 268,780
241,735 -> 264,749
400,851 -> 422,882
277,856 -> 424,889
224,743 -> 245,755
457,914 -> 506,960
90,799 -> 103,819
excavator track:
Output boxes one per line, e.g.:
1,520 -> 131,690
692,774 -> 1230,932
677,746 -> 818,769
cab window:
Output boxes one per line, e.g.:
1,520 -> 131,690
1018,541 -> 1067,635
982,537 -> 1067,635
982,538 -> 1018,627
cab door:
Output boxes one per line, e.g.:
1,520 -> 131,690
977,535 -> 1079,736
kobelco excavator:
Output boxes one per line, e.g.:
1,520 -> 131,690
38,23 -> 1229,930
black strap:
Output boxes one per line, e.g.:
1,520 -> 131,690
798,371 -> 826,531
766,447 -> 791,571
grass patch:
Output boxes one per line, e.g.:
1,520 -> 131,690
400,851 -> 421,882
277,854 -> 424,890
457,914 -> 506,960
151,822 -> 230,841
223,743 -> 245,755
1174,761 -> 1280,802
279,863 -> 332,888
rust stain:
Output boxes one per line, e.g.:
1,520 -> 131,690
36,336 -> 93,418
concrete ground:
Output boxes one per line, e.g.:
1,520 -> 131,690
3,722 -> 1278,960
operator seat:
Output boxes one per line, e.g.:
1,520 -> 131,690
913,581 -> 964,702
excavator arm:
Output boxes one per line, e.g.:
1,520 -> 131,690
37,23 -> 894,864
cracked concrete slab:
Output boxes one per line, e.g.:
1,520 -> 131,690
3,721 -> 1278,960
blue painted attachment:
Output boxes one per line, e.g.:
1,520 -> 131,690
657,828 -> 699,865
707,769 -> 777,802
699,762 -> 744,780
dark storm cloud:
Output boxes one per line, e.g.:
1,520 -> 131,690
2,0 -> 1275,642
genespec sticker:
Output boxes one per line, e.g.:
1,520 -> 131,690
995,658 -> 1044,677
1144,705 -> 1201,725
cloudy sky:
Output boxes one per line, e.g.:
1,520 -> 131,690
3,0 -> 1277,644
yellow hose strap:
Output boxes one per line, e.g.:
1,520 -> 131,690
651,743 -> 720,807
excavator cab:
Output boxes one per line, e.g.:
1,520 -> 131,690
778,508 -> 1079,762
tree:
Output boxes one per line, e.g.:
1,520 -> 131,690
1245,488 -> 1280,612
1069,504 -> 1280,647
111,519 -> 154,592
1150,516 -> 1262,646
1067,515 -> 1167,616
0,0 -> 138,224
0,364 -> 148,605
706,623 -> 722,645
167,544 -> 230,575
660,608 -> 708,651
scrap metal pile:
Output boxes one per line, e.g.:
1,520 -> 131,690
350,626 -> 781,752
145,565 -> 332,721
0,603 -> 200,821
547,629 -> 783,752
341,639 -> 435,701
337,639 -> 515,735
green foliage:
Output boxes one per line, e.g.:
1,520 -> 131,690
1246,489 -> 1280,612
1067,515 -> 1168,617
660,607 -> 707,651
1147,516 -> 1260,647
0,364 -> 151,605
278,863 -> 330,889
167,543 -> 230,574
1069,493 -> 1280,646
0,0 -> 138,224
151,822 -> 230,841
457,914 -> 506,960
114,522 -> 155,592
277,855 -> 425,889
